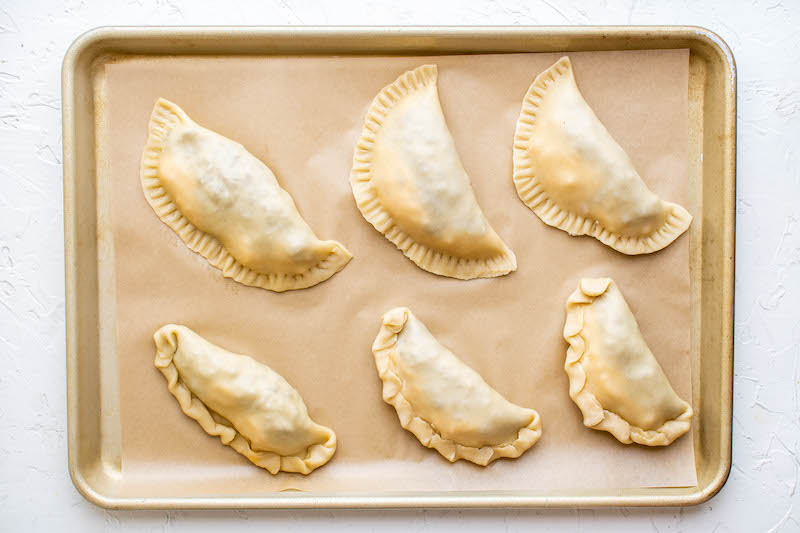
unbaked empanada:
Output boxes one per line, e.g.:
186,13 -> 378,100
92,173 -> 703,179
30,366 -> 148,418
141,99 -> 351,292
350,66 -> 516,279
372,307 -> 541,465
153,324 -> 336,474
513,57 -> 692,254
563,278 -> 692,446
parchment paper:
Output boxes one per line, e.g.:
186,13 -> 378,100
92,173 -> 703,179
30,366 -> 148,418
105,49 -> 695,496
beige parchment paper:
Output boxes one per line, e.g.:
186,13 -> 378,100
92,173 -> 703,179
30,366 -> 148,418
106,49 -> 695,496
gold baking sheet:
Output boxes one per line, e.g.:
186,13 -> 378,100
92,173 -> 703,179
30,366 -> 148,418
63,26 -> 736,508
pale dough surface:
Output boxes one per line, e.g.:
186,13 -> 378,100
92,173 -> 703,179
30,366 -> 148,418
513,57 -> 692,255
141,98 -> 351,292
350,65 -> 516,279
372,307 -> 542,465
153,324 -> 337,474
563,278 -> 692,446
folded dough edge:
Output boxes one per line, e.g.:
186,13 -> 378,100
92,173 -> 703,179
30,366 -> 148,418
140,98 -> 352,292
512,57 -> 692,255
153,324 -> 337,474
372,307 -> 542,465
562,278 -> 693,446
350,65 -> 517,279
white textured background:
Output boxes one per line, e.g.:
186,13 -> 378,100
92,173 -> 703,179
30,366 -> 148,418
0,0 -> 798,531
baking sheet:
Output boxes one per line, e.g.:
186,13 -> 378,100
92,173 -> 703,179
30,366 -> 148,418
106,49 -> 695,496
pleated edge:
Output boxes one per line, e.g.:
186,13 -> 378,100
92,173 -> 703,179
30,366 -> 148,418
349,66 -> 517,279
152,324 -> 337,475
562,279 -> 693,446
140,98 -> 352,292
512,57 -> 693,255
371,307 -> 542,465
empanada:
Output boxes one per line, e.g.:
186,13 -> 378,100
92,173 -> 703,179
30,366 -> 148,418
372,307 -> 541,465
513,57 -> 692,254
350,66 -> 516,279
153,324 -> 336,474
141,99 -> 351,292
563,278 -> 692,446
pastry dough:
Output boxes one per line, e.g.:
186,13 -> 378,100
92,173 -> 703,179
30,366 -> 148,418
153,324 -> 336,474
513,57 -> 692,254
350,66 -> 516,279
372,307 -> 541,465
141,98 -> 351,292
563,278 -> 692,446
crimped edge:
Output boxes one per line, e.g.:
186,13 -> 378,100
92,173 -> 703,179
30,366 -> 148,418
512,57 -> 692,255
140,98 -> 352,292
349,66 -> 517,279
153,324 -> 337,475
563,278 -> 693,446
372,307 -> 542,465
